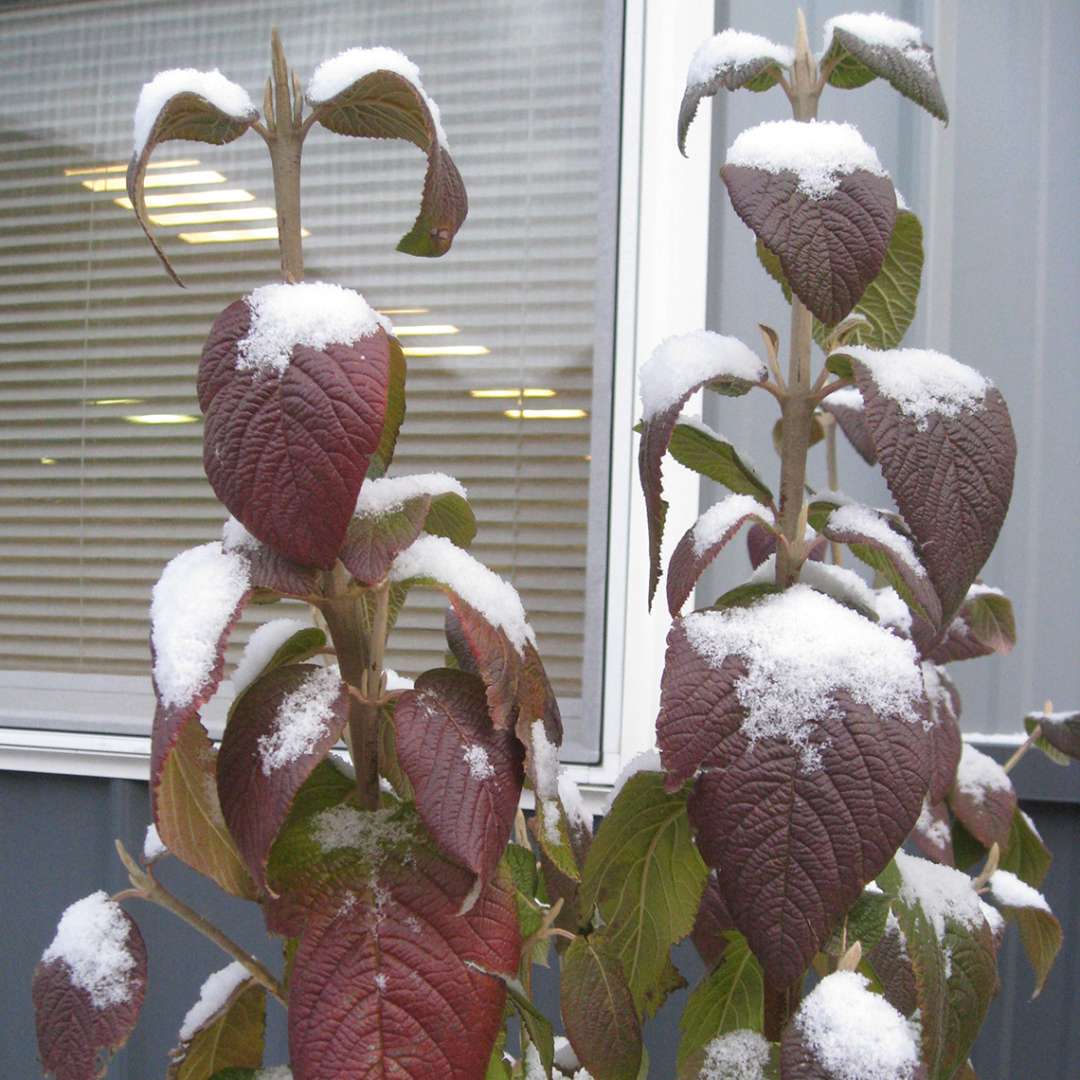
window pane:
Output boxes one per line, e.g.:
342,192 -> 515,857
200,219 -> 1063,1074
0,0 -> 620,759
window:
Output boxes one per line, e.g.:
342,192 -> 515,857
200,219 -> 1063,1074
0,0 -> 662,766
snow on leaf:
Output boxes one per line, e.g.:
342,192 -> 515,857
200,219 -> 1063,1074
126,69 -> 257,285
919,663 -> 963,804
307,47 -> 467,256
848,349 -> 1015,627
1026,708 -> 1080,763
910,797 -> 954,865
679,29 -> 793,154
559,937 -> 643,1080
636,332 -> 766,605
988,870 -> 1061,997
199,288 -> 393,568
231,619 -> 325,698
394,668 -> 524,884
34,894 -> 147,1080
217,664 -> 348,893
948,744 -> 1016,850
821,386 -> 877,465
722,122 -> 896,325
221,518 -> 322,600
694,1028 -> 775,1080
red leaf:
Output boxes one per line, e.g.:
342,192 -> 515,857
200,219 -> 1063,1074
34,895 -> 147,1080
747,522 -> 827,570
691,872 -> 735,969
821,387 -> 877,464
287,852 -> 518,1080
910,797 -> 955,865
395,669 -> 524,882
849,350 -> 1016,626
198,289 -> 393,568
922,663 -> 962,805
948,745 -> 1016,850
217,664 -> 349,892
658,596 -> 930,985
721,165 -> 896,325
341,497 -> 430,586
222,518 -> 322,599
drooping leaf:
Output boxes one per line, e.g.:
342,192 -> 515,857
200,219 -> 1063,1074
658,598 -> 930,986
997,807 -> 1052,889
1026,709 -> 1080,763
560,937 -> 643,1080
198,289 -> 394,568
821,502 -> 941,626
369,336 -> 407,476
217,663 -> 349,893
988,870 -> 1062,998
820,386 -> 877,465
677,932 -> 763,1072
126,70 -> 258,285
668,420 -> 774,504
580,771 -> 707,1016
395,668 -> 524,884
221,519 -> 322,601
637,332 -> 766,605
307,53 -> 467,255
917,587 -> 1016,665
167,975 -> 266,1080
667,495 -> 775,616
847,350 -> 1016,628
678,31 -> 791,154
505,976 -> 555,1076
691,872 -> 735,970
948,744 -> 1016,851
33,895 -> 148,1080
722,164 -> 897,325
823,21 -> 949,122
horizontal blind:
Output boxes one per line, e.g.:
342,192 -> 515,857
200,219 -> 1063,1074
0,0 -> 616,747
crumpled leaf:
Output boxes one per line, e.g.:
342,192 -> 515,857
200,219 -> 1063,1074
126,71 -> 258,285
560,936 -> 643,1080
849,353 -> 1016,628
824,24 -> 949,122
658,613 -> 930,985
167,975 -> 265,1080
395,668 -> 524,884
667,496 -> 775,616
307,55 -> 467,256
580,771 -> 707,1017
199,294 -> 394,568
722,164 -> 896,325
217,663 -> 349,893
33,897 -> 148,1080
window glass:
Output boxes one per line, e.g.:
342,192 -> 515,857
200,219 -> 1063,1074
0,0 -> 621,759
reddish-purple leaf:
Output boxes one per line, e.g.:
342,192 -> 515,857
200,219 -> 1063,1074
340,495 -> 429,585
922,664 -> 962,805
395,668 -> 524,883
217,663 -> 349,892
867,915 -> 919,1018
746,523 -> 826,570
222,518 -> 321,599
691,872 -> 735,970
948,745 -> 1016,850
721,165 -> 896,325
821,386 -> 876,464
1029,709 -> 1080,762
34,895 -> 148,1080
849,351 -> 1016,626
198,291 -> 393,568
667,495 -> 775,616
658,603 -> 930,985
910,797 -> 955,865
307,59 -> 467,257
287,852 -> 518,1080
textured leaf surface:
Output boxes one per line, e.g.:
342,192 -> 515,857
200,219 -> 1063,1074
287,848 -> 518,1080
722,165 -> 896,325
910,798 -> 955,865
199,298 -> 393,568
33,904 -> 148,1080
916,589 -> 1015,664
997,898 -> 1062,998
217,663 -> 349,892
677,932 -> 763,1072
691,872 -> 734,970
309,67 -> 467,255
667,498 -> 774,616
921,665 -> 963,806
820,389 -> 877,465
222,522 -> 321,601
679,55 -> 786,155
852,358 -> 1016,627
560,937 -> 643,1080
580,771 -> 707,1016
167,978 -> 265,1080
997,808 -> 1051,889
126,80 -> 257,285
1026,709 -> 1080,763
668,420 -> 774,503
658,619 -> 929,985
867,913 -> 918,1018
395,668 -> 524,882
948,746 -> 1016,850
825,27 -> 949,122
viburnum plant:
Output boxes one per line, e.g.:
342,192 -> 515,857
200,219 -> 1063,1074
28,13 -> 1078,1080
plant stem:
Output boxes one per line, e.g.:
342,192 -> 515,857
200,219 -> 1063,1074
114,841 -> 286,1004
266,28 -> 305,283
1002,724 -> 1040,774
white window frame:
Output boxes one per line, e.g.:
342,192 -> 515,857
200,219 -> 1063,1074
0,0 -> 718,814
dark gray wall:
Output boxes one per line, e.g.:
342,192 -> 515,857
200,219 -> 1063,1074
2,758 -> 1076,1079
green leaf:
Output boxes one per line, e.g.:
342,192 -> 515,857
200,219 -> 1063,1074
1025,709 -> 1080,764
425,490 -> 478,548
710,581 -> 783,612
580,771 -> 708,1017
966,591 -> 1017,654
989,871 -> 1062,997
505,978 -> 554,1076
677,932 -> 762,1072
825,352 -> 855,378
823,889 -> 892,956
951,818 -> 987,872
997,807 -> 1052,889
668,421 -> 773,505
229,625 -> 327,717
168,978 -> 266,1080
560,937 -> 643,1080
486,1027 -> 512,1079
